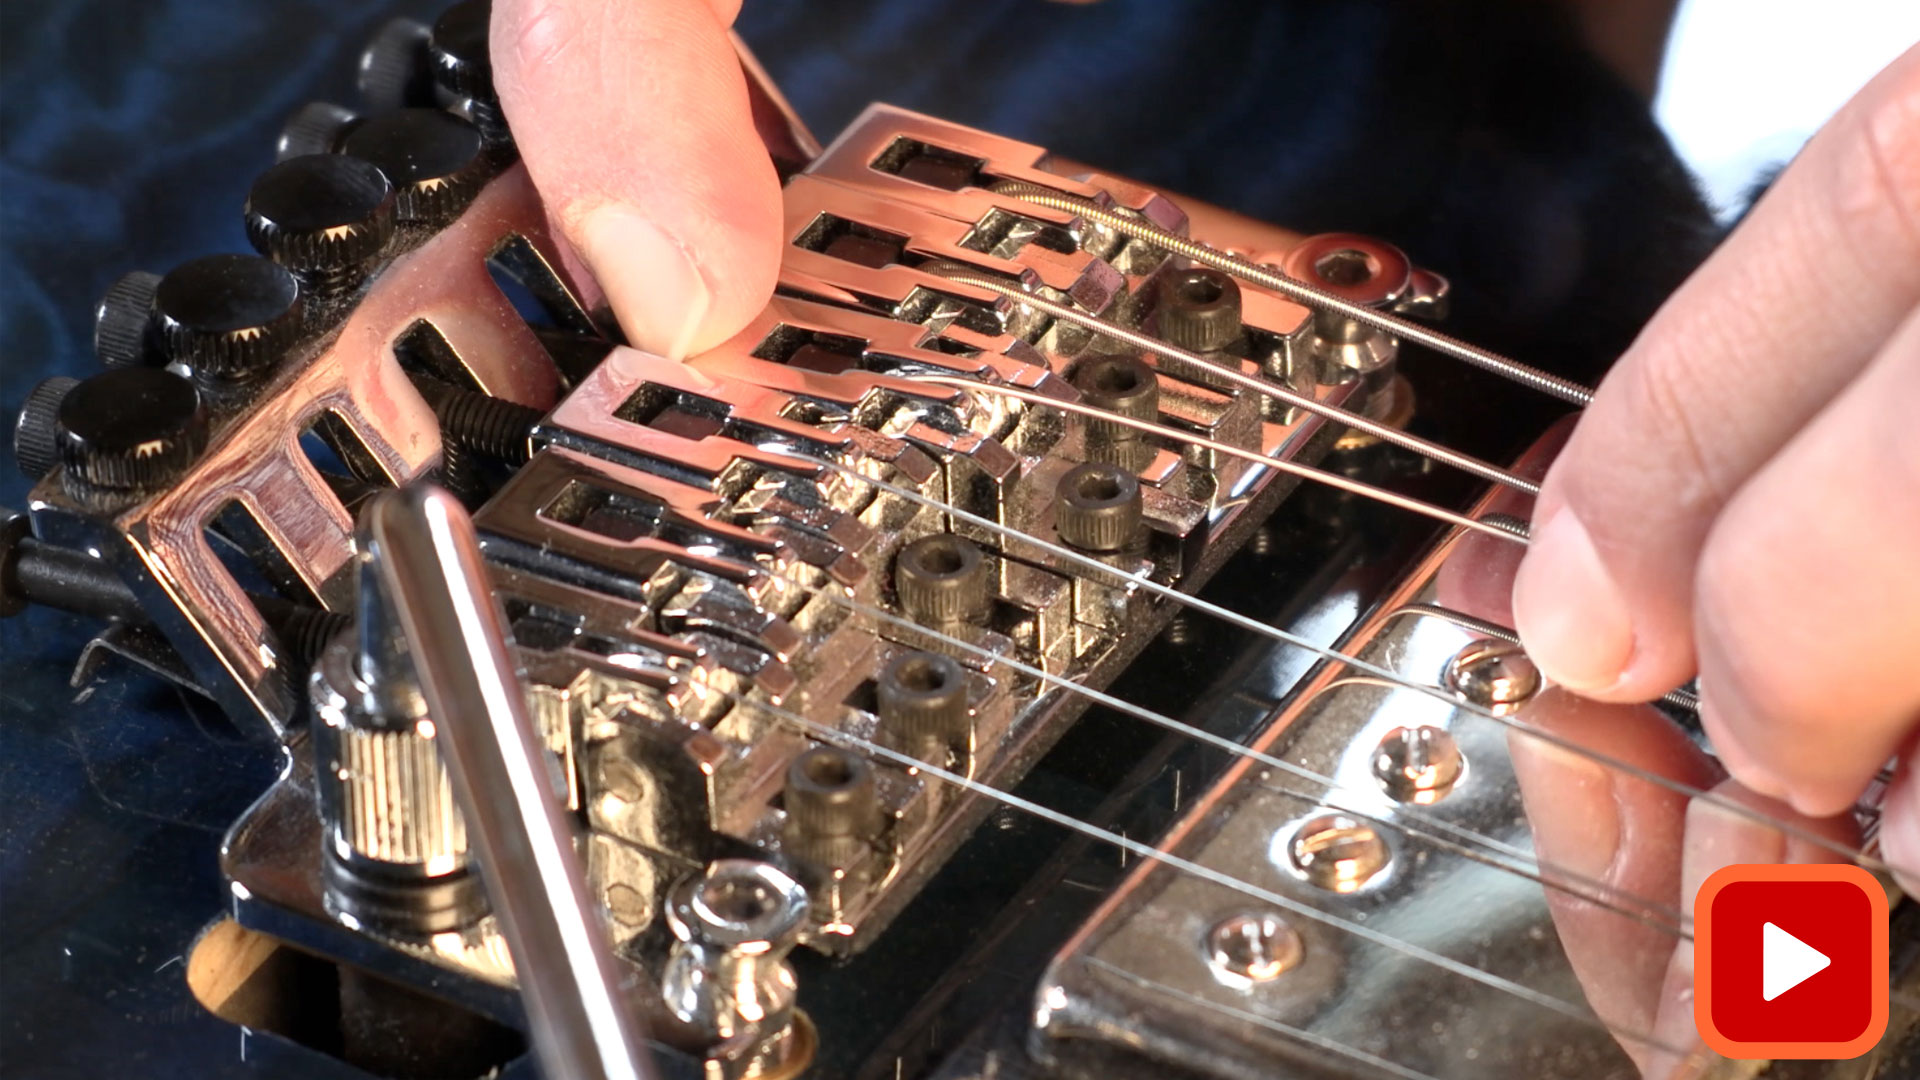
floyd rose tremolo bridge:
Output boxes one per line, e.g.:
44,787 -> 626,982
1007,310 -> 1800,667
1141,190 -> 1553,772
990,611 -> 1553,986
6,4 -> 1911,1079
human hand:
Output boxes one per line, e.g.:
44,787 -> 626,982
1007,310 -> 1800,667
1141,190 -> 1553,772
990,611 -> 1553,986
490,0 -> 783,359
1508,44 -> 1920,878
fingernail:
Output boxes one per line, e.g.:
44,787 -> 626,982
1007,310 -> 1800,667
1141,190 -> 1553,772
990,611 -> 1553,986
575,205 -> 712,360
1512,508 -> 1634,692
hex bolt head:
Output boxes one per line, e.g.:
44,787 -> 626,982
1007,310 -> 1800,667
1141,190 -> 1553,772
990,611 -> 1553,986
876,650 -> 970,760
893,534 -> 991,625
92,270 -> 162,368
1372,725 -> 1465,804
152,254 -> 303,380
1206,912 -> 1303,984
357,17 -> 437,111
1054,462 -> 1142,552
1157,268 -> 1244,353
784,746 -> 879,840
245,154 -> 396,296
1443,639 -> 1541,715
1285,813 -> 1390,894
56,368 -> 207,494
275,101 -> 362,162
1069,353 -> 1159,441
13,376 -> 79,481
342,108 -> 489,225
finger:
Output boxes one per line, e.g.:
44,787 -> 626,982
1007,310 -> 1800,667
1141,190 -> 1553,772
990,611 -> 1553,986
1687,309 -> 1920,816
1641,780 -> 1859,1080
1435,416 -> 1575,625
1513,43 -> 1920,699
492,0 -> 781,358
1875,741 -> 1920,894
1506,689 -> 1718,1070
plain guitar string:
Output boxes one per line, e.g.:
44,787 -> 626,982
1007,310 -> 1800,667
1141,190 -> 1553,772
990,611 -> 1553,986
764,445 -> 1909,884
916,261 -> 1543,497
983,180 -> 1597,407
901,376 -> 1532,546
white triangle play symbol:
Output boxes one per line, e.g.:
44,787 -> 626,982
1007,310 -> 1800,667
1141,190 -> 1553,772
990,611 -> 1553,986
1762,921 -> 1831,1001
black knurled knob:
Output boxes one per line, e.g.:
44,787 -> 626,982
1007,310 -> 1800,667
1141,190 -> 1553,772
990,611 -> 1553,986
1055,462 -> 1143,552
14,377 -> 78,481
784,747 -> 879,839
1070,353 -> 1159,441
1158,268 -> 1244,353
245,154 -> 396,296
430,1 -> 494,102
342,109 -> 489,225
93,271 -> 161,368
152,254 -> 303,379
876,651 -> 970,753
358,17 -> 437,111
894,534 -> 991,625
276,101 -> 362,162
57,368 -> 206,494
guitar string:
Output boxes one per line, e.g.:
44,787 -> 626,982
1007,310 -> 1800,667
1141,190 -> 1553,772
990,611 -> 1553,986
764,444 -> 1911,883
900,376 -> 1529,545
796,583 -> 1692,938
1078,957 -> 1448,1080
683,674 -> 1693,1060
915,261 -> 1541,496
983,180 -> 1595,406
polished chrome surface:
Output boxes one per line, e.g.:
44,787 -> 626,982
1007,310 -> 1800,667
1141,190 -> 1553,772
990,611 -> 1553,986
358,485 -> 660,1080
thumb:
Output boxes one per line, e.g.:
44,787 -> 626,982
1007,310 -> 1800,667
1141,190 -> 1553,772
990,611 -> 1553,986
492,0 -> 781,358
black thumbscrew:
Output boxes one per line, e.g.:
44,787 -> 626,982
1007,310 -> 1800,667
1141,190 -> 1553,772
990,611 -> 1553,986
894,534 -> 992,625
876,651 -> 972,762
1157,268 -> 1245,353
1054,463 -> 1143,553
276,101 -> 362,162
14,377 -> 78,481
341,109 -> 490,226
93,271 -> 162,368
1069,353 -> 1159,441
430,2 -> 510,148
152,254 -> 303,381
55,368 -> 207,496
245,154 -> 397,299
784,746 -> 881,850
357,17 -> 438,111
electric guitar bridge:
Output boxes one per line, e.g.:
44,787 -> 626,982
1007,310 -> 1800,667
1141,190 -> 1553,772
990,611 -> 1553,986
6,6 -> 1910,1079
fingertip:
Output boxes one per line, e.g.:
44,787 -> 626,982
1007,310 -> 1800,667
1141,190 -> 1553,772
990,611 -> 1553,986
1512,507 -> 1635,693
573,204 -> 714,360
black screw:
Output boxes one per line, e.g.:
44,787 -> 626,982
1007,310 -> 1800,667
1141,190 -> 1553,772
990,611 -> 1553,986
342,109 -> 490,226
13,376 -> 78,481
245,154 -> 396,299
276,101 -> 362,162
152,254 -> 303,380
56,368 -> 207,496
430,2 -> 511,149
1157,268 -> 1244,353
876,650 -> 970,761
893,534 -> 991,625
1055,462 -> 1143,552
93,270 -> 162,368
357,17 -> 438,112
411,376 -> 542,463
784,746 -> 879,841
1069,353 -> 1159,441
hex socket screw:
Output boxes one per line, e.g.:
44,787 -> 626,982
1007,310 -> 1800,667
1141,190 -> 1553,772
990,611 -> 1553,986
893,534 -> 992,626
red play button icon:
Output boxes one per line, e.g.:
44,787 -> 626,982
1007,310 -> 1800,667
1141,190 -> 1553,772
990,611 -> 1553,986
1694,863 -> 1889,1059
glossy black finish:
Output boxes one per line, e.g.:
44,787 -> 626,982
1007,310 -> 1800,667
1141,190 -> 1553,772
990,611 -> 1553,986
428,1 -> 493,103
152,254 -> 303,378
56,368 -> 206,493
244,155 -> 396,293
93,270 -> 163,368
357,17 -> 437,111
342,109 -> 488,225
275,102 -> 362,162
13,376 -> 78,481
